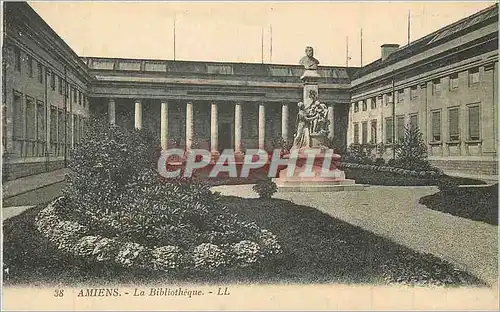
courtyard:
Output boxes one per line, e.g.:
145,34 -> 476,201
3,169 -> 497,288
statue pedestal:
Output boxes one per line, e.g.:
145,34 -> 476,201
273,148 -> 364,192
274,65 -> 364,192
310,133 -> 327,147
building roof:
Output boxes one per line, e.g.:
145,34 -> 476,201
353,3 -> 498,79
82,56 -> 360,81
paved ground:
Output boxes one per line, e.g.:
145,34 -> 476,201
212,184 -> 499,287
2,169 -> 68,220
3,168 -> 68,198
3,206 -> 34,221
2,170 -> 498,287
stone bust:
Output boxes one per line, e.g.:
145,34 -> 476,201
299,46 -> 320,70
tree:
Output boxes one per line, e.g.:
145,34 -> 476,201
395,126 -> 430,170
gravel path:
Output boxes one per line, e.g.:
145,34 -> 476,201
211,184 -> 498,287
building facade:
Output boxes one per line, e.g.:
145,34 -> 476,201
350,4 -> 498,176
2,2 -> 498,181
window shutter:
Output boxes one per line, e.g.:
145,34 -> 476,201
468,106 -> 480,140
449,108 -> 459,141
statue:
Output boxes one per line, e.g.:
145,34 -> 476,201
292,102 -> 313,149
292,99 -> 330,150
299,46 -> 320,70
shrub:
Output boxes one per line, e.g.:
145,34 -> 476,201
270,137 -> 292,154
343,143 -> 375,164
45,120 -> 282,274
437,176 -> 460,192
252,177 -> 278,199
395,126 -> 432,171
375,158 -> 385,165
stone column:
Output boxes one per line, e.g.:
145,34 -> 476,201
210,102 -> 218,153
160,100 -> 168,150
328,103 -> 334,140
234,103 -> 242,153
186,101 -> 193,150
134,99 -> 142,129
108,98 -> 116,125
258,103 -> 266,150
281,103 -> 289,141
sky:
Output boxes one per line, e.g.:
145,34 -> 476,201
28,1 -> 495,67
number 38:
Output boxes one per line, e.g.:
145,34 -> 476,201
54,289 -> 64,297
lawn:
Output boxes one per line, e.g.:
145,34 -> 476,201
419,184 -> 498,225
3,196 -> 484,287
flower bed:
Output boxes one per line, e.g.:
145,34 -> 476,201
338,162 -> 443,177
35,197 -> 282,274
337,162 -> 444,186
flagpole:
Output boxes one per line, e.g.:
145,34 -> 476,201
261,27 -> 264,64
407,10 -> 411,45
173,14 -> 176,60
346,36 -> 349,67
360,28 -> 363,67
269,7 -> 273,64
270,24 -> 273,63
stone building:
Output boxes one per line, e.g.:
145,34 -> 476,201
2,2 -> 498,180
350,4 -> 498,176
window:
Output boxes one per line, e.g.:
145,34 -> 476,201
397,89 -> 404,102
65,82 -> 69,98
468,105 -> 480,141
37,101 -> 45,142
13,93 -> 23,138
385,117 -> 393,143
377,95 -> 382,106
79,92 -> 82,105
448,108 -> 459,141
432,79 -> 441,94
361,122 -> 368,144
387,92 -> 393,104
370,119 -> 377,143
450,73 -> 459,90
409,114 -> 418,131
207,64 -> 233,75
50,72 -> 56,90
370,97 -> 376,109
37,63 -> 43,83
354,123 -> 359,144
73,87 -> 77,103
353,102 -> 359,113
469,68 -> 479,86
362,100 -> 367,111
27,55 -> 33,77
14,47 -> 21,72
410,86 -> 418,99
26,97 -> 36,140
396,115 -> 405,142
58,77 -> 63,95
431,111 -> 441,142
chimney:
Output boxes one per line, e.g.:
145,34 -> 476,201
381,44 -> 400,61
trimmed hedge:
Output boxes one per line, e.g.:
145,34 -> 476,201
35,197 -> 282,274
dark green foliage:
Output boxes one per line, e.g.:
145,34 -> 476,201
420,184 -> 498,226
252,177 -> 278,199
270,137 -> 292,153
343,143 -> 375,164
59,119 -> 280,271
395,126 -> 431,171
